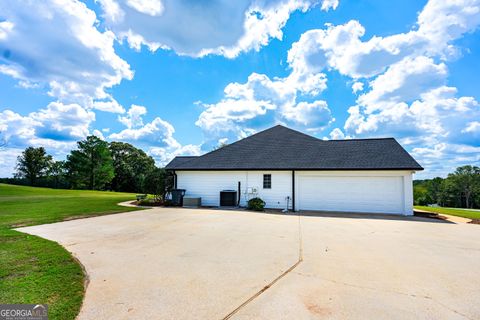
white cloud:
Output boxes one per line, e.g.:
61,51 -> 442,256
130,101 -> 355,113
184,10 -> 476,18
0,101 -> 98,176
0,148 -> 22,178
344,86 -> 480,176
110,117 -> 179,148
98,0 -> 338,58
282,101 -> 332,128
92,99 -> 126,114
0,20 -> 14,40
321,0 -> 338,11
109,107 -> 202,165
0,102 -> 95,147
0,110 -> 39,147
126,0 -> 164,16
328,128 -> 346,140
195,21 -> 341,142
118,104 -> 147,128
412,143 -> 480,177
149,144 -> 201,165
352,81 -> 364,94
357,56 -> 447,113
462,121 -> 480,134
31,102 -> 96,141
286,0 -> 480,79
0,0 -> 133,105
195,66 -> 331,143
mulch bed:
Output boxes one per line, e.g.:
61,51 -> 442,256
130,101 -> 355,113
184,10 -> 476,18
413,211 -> 449,221
468,219 -> 480,225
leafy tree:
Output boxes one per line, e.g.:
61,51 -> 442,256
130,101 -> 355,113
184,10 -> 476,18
109,142 -> 156,193
47,160 -> 68,189
66,136 -> 114,190
144,168 -> 173,201
414,165 -> 480,209
15,147 -> 52,185
447,165 -> 480,208
427,177 -> 443,204
438,178 -> 460,207
413,181 -> 430,205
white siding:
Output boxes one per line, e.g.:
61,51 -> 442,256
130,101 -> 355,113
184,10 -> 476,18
176,171 -> 292,209
295,171 -> 414,215
176,170 -> 414,215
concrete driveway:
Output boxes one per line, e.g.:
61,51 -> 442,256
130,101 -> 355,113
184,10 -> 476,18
17,208 -> 480,319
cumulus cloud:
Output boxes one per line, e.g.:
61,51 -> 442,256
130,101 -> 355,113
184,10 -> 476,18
352,81 -> 364,94
110,105 -> 202,165
0,101 -> 98,176
357,56 -> 447,113
92,99 -> 126,114
98,0 -> 338,58
118,105 -> 147,129
328,128 -> 347,140
195,65 -> 331,144
0,102 -> 95,147
278,0 -> 480,176
0,0 -> 132,106
110,117 -> 179,148
149,144 -> 201,164
194,19 -> 346,144
0,148 -> 23,178
286,0 -> 480,79
321,0 -> 339,11
31,102 -> 96,141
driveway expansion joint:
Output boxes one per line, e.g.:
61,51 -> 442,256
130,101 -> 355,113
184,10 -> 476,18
221,216 -> 304,320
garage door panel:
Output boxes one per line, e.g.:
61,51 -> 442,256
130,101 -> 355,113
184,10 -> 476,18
298,176 -> 404,214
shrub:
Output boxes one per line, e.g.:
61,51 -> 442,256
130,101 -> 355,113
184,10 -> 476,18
247,197 -> 266,211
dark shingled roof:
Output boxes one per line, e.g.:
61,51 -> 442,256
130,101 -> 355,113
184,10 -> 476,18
165,125 -> 423,171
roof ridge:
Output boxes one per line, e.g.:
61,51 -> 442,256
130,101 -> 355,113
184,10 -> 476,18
196,125 -> 289,159
326,137 -> 395,142
275,125 -> 324,142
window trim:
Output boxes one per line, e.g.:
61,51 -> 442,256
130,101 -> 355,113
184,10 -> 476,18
263,174 -> 272,189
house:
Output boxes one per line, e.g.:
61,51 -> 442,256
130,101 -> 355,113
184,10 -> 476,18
165,125 -> 423,215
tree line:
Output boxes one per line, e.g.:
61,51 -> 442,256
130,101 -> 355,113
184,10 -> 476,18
414,165 -> 480,208
2,135 -> 172,197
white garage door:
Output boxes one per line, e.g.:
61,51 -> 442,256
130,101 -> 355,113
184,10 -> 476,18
297,175 -> 404,214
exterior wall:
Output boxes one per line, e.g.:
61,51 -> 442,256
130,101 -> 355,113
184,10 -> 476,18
176,171 -> 292,209
176,170 -> 415,215
294,170 -> 414,215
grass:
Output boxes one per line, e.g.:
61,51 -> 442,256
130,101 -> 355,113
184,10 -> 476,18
0,183 -> 141,319
415,205 -> 480,220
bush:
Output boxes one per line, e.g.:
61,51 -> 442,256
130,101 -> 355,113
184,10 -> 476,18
137,197 -> 163,206
247,197 -> 266,211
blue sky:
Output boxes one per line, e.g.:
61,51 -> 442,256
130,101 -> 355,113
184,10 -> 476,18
0,0 -> 479,178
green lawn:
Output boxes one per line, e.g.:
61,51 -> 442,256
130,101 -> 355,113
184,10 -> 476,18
415,205 -> 480,220
0,183 -> 141,319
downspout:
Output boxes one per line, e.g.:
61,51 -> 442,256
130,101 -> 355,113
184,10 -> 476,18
292,170 -> 295,211
237,181 -> 241,207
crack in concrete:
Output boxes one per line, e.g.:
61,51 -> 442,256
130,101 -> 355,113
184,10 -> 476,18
221,215 -> 304,320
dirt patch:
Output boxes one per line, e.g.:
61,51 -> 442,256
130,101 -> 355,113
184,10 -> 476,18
304,302 -> 332,316
468,219 -> 480,225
